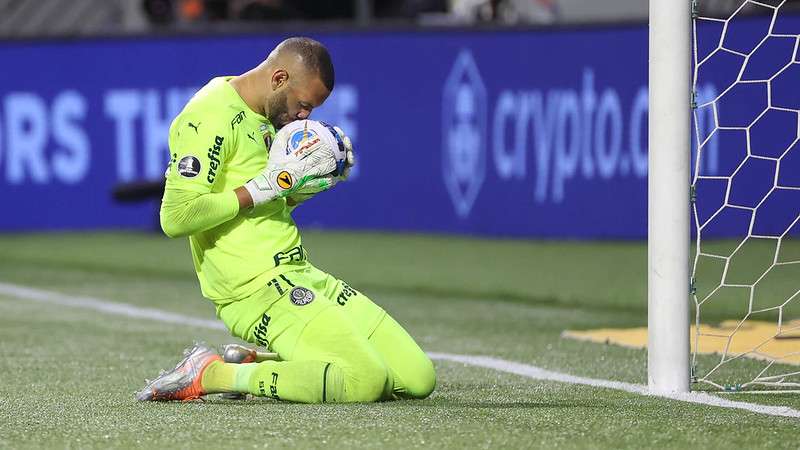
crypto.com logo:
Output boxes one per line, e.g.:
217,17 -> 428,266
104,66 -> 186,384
442,49 -> 487,218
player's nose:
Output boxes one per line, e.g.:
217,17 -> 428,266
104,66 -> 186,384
296,109 -> 311,120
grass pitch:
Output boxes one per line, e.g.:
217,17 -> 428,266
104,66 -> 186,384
0,231 -> 799,449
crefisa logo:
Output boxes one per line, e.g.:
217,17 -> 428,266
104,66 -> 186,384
442,50 -> 487,218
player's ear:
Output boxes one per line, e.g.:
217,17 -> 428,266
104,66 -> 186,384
271,69 -> 288,90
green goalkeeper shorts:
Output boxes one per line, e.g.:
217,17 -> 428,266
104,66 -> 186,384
217,262 -> 436,400
218,263 -> 386,348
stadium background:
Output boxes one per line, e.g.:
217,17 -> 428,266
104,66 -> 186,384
1,0 -> 796,239
1,1 -> 799,449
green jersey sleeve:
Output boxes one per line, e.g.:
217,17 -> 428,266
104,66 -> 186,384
165,112 -> 231,194
160,189 -> 239,238
160,112 -> 240,238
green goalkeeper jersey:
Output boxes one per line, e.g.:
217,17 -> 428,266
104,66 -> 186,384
161,76 -> 305,305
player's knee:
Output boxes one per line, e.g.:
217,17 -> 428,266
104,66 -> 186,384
344,359 -> 388,403
403,354 -> 436,399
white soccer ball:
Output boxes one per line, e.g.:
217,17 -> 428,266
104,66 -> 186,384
270,119 -> 347,176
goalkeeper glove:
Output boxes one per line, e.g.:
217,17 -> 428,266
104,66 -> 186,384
335,125 -> 356,181
244,120 -> 340,207
287,125 -> 355,205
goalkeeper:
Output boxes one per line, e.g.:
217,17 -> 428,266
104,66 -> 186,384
136,37 -> 435,403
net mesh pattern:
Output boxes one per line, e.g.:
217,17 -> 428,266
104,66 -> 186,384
692,0 -> 800,390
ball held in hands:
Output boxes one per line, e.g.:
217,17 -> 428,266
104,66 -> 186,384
269,119 -> 347,177
244,120 -> 353,207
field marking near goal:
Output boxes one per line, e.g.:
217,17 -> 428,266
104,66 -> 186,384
1,281 -> 799,419
562,323 -> 800,366
428,353 -> 800,418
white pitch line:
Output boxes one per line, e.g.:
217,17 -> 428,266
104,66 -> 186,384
1,281 -> 799,419
428,353 -> 800,419
0,282 -> 225,331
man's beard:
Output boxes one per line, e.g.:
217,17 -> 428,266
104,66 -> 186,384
267,90 -> 290,128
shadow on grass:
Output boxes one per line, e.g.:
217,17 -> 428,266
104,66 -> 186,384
176,397 -> 607,410
383,400 -> 605,409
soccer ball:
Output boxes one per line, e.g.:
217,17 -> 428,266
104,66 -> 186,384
270,119 -> 347,176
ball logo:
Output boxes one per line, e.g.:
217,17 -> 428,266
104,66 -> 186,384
287,124 -> 320,157
442,50 -> 487,218
276,171 -> 293,189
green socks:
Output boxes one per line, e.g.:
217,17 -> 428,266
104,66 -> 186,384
201,360 -> 345,403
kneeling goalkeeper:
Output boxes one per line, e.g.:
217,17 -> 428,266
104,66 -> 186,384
136,37 -> 435,403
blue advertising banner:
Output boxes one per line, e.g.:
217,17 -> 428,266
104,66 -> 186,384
0,18 -> 797,238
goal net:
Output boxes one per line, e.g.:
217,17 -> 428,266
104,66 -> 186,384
692,0 -> 800,391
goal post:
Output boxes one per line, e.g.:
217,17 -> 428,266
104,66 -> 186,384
648,0 -> 692,394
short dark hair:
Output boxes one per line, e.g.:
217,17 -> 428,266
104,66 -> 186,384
280,37 -> 335,91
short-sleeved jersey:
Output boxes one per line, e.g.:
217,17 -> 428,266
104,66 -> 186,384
165,76 -> 308,304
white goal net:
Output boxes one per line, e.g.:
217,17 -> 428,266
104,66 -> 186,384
692,0 -> 800,390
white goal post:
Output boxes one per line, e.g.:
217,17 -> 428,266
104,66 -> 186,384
648,0 -> 692,394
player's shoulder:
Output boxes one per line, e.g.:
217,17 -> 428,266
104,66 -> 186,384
170,77 -> 235,137
172,77 -> 241,136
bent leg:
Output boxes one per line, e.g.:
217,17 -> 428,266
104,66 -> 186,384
368,313 -> 436,400
236,305 -> 388,403
310,268 -> 436,400
211,270 -> 389,403
320,271 -> 436,399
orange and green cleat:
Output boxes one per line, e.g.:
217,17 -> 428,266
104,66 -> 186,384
136,343 -> 222,402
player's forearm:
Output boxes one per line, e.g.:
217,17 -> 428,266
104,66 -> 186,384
160,188 -> 241,238
234,186 -> 254,209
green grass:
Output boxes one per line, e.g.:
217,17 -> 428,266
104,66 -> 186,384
0,231 -> 798,449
